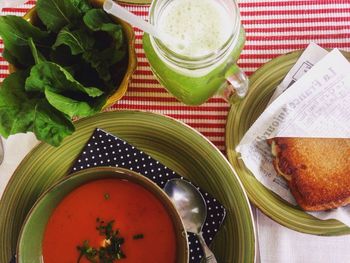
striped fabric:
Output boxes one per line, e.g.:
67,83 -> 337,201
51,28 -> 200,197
1,0 -> 350,152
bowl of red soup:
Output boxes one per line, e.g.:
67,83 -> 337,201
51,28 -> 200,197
17,167 -> 189,263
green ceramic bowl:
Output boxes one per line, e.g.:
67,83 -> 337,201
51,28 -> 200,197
17,167 -> 189,263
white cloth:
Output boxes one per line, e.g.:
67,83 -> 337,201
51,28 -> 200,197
0,133 -> 38,199
0,0 -> 27,9
1,134 -> 350,263
257,208 -> 350,263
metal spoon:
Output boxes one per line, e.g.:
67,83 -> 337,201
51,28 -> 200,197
164,179 -> 217,263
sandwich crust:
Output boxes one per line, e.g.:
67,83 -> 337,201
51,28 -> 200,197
269,137 -> 350,211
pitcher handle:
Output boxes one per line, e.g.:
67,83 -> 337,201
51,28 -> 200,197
219,64 -> 249,104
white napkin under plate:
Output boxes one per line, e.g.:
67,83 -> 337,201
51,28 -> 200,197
257,209 -> 350,263
0,133 -> 38,199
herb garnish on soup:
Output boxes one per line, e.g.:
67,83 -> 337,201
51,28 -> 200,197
42,179 -> 177,263
77,218 -> 126,262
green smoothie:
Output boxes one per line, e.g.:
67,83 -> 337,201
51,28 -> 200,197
143,0 -> 247,105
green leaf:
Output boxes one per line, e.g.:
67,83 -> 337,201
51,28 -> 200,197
28,38 -> 46,64
53,27 -> 95,55
82,45 -> 126,85
0,71 -> 74,146
71,0 -> 92,14
45,89 -> 98,118
49,45 -> 81,66
33,100 -> 75,147
97,23 -> 124,49
0,16 -> 49,66
25,62 -> 105,118
83,9 -> 111,30
82,50 -> 112,83
0,71 -> 35,137
25,62 -> 104,97
82,9 -> 126,84
2,48 -> 23,68
36,0 -> 87,32
71,59 -> 108,88
83,9 -> 124,49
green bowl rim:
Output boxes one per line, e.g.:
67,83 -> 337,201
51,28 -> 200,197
16,166 -> 189,263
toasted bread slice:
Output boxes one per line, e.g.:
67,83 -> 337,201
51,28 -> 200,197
268,137 -> 350,211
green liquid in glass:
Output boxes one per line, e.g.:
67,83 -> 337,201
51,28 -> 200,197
142,28 -> 246,105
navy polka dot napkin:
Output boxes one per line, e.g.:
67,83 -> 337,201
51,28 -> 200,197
71,128 -> 226,262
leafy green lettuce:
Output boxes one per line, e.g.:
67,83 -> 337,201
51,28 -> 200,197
83,9 -> 126,85
53,27 -> 95,55
36,0 -> 92,32
0,0 -> 127,146
0,71 -> 74,146
0,16 -> 50,66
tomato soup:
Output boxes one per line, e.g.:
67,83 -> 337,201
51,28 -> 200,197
42,178 -> 177,263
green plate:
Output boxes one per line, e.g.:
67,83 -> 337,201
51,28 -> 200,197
226,50 -> 350,236
0,111 -> 255,262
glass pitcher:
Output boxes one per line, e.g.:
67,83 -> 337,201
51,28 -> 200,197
142,0 -> 248,105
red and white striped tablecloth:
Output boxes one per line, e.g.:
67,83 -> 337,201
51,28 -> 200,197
1,0 -> 350,152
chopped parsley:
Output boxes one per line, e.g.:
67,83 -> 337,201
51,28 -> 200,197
133,234 -> 144,240
77,219 -> 125,263
77,240 -> 98,263
104,193 -> 110,200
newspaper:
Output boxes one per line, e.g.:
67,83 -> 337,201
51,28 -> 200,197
268,42 -> 329,104
236,45 -> 350,226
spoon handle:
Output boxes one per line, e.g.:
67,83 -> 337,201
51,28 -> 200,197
198,232 -> 217,263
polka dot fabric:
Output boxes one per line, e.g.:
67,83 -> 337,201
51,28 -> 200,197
71,128 -> 226,262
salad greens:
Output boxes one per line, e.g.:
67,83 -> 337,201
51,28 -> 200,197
36,0 -> 91,33
0,15 -> 50,66
53,27 -> 95,55
0,71 -> 75,146
0,0 -> 127,146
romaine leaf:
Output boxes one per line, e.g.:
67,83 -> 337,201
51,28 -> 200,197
82,9 -> 126,84
0,71 -> 74,146
36,0 -> 87,32
25,62 -> 104,97
33,100 -> 75,147
82,9 -> 126,85
95,23 -> 124,49
82,50 -> 112,83
83,9 -> 124,49
82,46 -> 126,84
72,59 -> 108,88
71,0 -> 92,14
45,89 -> 98,118
2,48 -> 23,68
50,45 -> 81,66
53,27 -> 95,55
83,8 -> 111,30
0,15 -> 49,66
0,71 -> 35,137
28,38 -> 46,64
